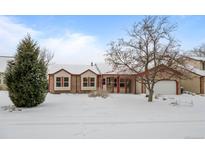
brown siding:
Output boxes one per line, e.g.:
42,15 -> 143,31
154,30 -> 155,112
70,75 -> 82,93
200,77 -> 204,94
180,73 -> 201,94
48,74 -> 54,93
131,77 -> 136,94
71,75 -> 77,93
76,76 -> 81,93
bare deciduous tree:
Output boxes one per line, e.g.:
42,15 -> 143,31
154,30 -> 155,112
39,48 -> 54,66
106,16 -> 185,102
190,44 -> 205,57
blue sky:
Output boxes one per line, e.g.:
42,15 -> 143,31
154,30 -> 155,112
0,15 -> 205,64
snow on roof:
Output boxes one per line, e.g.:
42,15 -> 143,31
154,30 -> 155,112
95,63 -> 113,74
185,64 -> 205,76
48,64 -> 100,75
96,63 -> 136,75
0,56 -> 14,73
189,56 -> 205,61
48,63 -> 137,75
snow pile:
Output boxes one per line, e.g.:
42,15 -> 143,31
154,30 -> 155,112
1,105 -> 22,112
160,94 -> 194,107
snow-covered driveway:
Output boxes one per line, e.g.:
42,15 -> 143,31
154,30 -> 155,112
1,91 -> 205,138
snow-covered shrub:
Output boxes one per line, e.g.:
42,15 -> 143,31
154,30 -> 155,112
88,89 -> 109,98
178,98 -> 193,107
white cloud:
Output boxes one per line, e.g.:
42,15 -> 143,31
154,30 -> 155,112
41,31 -> 105,64
0,16 -> 105,64
0,16 -> 40,56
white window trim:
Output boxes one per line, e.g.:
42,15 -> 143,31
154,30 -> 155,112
81,71 -> 97,91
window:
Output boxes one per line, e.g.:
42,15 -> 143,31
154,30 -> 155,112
90,77 -> 95,87
56,77 -> 61,87
120,79 -> 125,87
64,77 -> 69,87
102,78 -> 106,85
114,78 -> 117,87
203,62 -> 205,70
83,77 -> 95,87
107,78 -> 111,85
83,78 -> 88,87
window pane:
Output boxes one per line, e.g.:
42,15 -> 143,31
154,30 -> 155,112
56,82 -> 61,87
83,78 -> 88,87
90,78 -> 95,87
102,78 -> 105,85
63,77 -> 69,87
114,78 -> 117,87
90,78 -> 95,82
64,82 -> 69,87
56,77 -> 61,87
64,77 -> 68,82
83,78 -> 87,82
56,77 -> 61,81
120,79 -> 125,87
90,82 -> 95,87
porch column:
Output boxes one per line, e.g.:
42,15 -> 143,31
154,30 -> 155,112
176,80 -> 179,95
117,76 -> 120,93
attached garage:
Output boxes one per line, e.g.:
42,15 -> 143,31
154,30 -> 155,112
154,80 -> 177,95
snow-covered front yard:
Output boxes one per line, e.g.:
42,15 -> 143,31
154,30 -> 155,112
1,91 -> 205,139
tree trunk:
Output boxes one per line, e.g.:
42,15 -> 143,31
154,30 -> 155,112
148,89 -> 154,102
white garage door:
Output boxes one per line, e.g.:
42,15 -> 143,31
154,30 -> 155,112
154,80 -> 176,95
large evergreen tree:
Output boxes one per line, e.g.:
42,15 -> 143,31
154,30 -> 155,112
5,35 -> 48,107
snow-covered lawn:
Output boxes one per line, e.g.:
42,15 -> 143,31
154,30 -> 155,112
1,91 -> 205,139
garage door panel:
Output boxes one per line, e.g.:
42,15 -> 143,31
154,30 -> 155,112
154,80 -> 176,95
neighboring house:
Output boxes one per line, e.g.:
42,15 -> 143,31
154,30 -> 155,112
0,56 -> 13,90
180,57 -> 205,94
